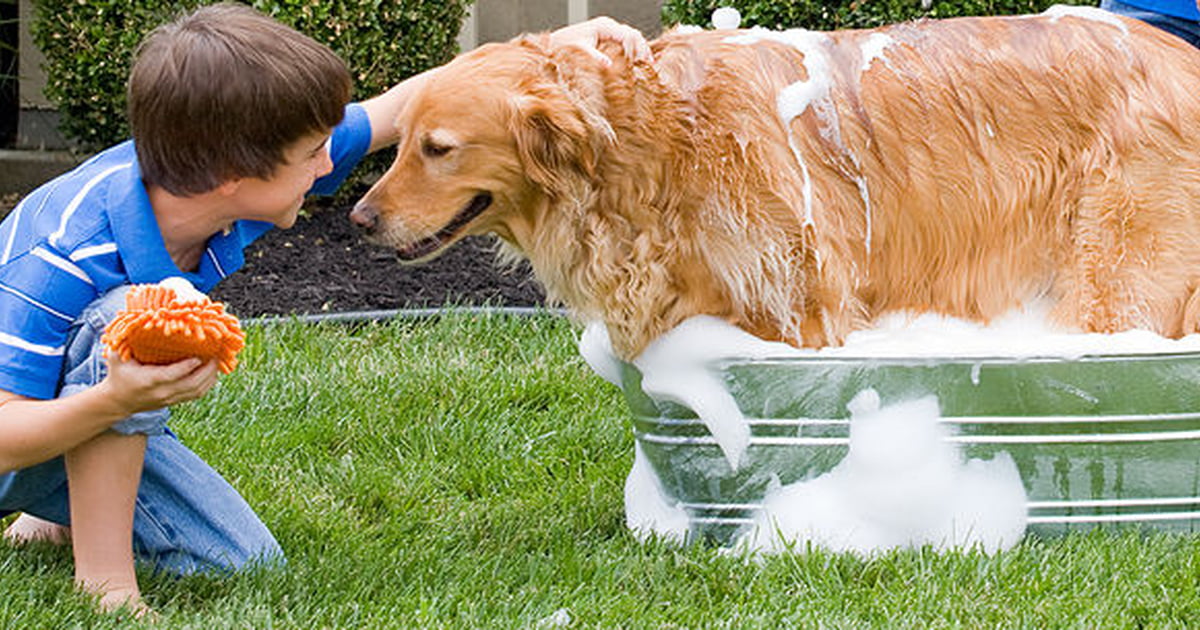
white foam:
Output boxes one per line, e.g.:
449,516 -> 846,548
850,33 -> 898,255
632,316 -> 798,469
727,28 -> 879,246
1043,4 -> 1130,34
625,442 -> 690,543
726,29 -> 834,229
859,32 -> 896,72
588,307 -> 1200,471
711,7 -> 741,30
578,322 -> 623,387
158,276 -> 206,304
737,390 -> 1028,555
821,305 -> 1200,359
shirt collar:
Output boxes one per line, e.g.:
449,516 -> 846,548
104,146 -> 190,284
103,144 -> 252,292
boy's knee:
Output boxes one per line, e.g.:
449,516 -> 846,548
62,285 -> 132,365
84,285 -> 134,323
59,285 -> 170,436
137,520 -> 285,575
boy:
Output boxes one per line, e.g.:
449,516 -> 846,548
0,3 -> 647,616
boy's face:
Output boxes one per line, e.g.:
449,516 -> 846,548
229,130 -> 334,229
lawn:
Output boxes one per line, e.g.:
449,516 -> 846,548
2,313 -> 1199,628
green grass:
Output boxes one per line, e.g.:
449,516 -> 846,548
3,313 -> 1200,628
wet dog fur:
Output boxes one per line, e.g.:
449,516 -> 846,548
352,9 -> 1200,360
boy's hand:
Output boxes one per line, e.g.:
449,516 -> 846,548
101,354 -> 220,416
549,16 -> 652,65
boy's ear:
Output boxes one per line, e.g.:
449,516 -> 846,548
215,179 -> 242,197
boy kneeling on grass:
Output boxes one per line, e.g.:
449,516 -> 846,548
0,3 -> 647,616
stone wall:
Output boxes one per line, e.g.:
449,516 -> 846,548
461,0 -> 664,49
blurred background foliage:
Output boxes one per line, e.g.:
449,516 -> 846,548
31,0 -> 470,152
661,0 -> 1098,31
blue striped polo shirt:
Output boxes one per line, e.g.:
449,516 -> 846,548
0,103 -> 372,400
1120,0 -> 1200,19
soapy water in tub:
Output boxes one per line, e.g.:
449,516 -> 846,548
580,303 -> 1200,554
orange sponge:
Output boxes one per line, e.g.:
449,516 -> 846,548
101,282 -> 245,374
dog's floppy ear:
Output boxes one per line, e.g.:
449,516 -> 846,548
512,46 -> 614,200
513,91 -> 596,197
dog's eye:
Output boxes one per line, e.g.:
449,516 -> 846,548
421,140 -> 454,159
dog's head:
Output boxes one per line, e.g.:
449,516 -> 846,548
351,39 -> 614,262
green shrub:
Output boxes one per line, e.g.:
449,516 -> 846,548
31,0 -> 470,154
662,0 -> 1098,31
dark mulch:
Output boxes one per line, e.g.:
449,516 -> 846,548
209,199 -> 547,317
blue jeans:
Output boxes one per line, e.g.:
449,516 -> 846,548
0,287 -> 283,574
1102,0 -> 1200,48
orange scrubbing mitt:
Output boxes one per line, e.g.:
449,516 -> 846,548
101,279 -> 245,374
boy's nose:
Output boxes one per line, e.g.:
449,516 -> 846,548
316,149 -> 334,178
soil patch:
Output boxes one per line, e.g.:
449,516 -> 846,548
0,191 -> 542,316
209,199 -> 547,317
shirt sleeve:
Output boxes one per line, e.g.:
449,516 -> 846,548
0,246 -> 99,399
309,102 -> 373,196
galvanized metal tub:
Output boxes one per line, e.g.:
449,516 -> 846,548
621,353 -> 1200,545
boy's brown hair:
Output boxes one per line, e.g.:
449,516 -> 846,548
128,3 -> 352,196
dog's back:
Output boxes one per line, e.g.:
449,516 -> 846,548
641,10 -> 1200,345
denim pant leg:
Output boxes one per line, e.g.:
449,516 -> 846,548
131,434 -> 285,574
0,286 -> 283,574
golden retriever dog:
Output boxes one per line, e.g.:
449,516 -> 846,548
351,8 -> 1200,360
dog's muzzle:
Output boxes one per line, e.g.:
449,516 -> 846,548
391,192 -> 493,261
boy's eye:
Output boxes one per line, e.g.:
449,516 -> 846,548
421,140 -> 453,158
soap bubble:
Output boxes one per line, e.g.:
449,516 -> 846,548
712,7 -> 742,30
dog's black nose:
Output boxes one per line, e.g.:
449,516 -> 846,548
349,202 -> 379,234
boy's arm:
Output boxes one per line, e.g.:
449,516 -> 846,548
0,355 -> 219,473
358,16 -> 652,153
359,70 -> 435,154
0,354 -> 219,616
65,430 -> 148,613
